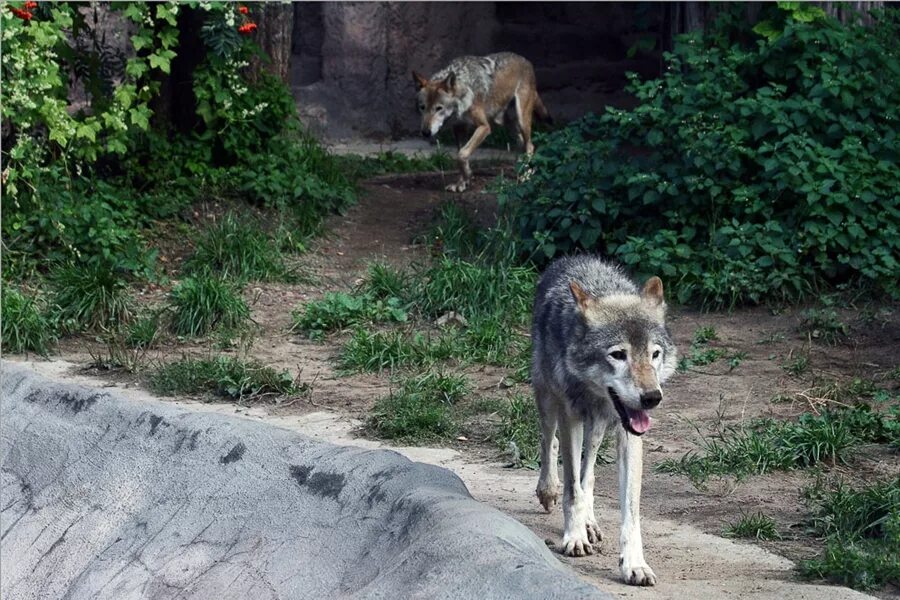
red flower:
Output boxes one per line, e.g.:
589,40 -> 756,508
24,1 -> 37,8
237,22 -> 257,35
9,6 -> 32,20
238,5 -> 249,14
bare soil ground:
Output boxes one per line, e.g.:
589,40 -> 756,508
12,170 -> 899,599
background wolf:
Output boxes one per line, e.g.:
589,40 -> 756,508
413,52 -> 551,192
531,255 -> 677,586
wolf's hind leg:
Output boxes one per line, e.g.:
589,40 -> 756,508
581,415 -> 608,545
535,389 -> 560,512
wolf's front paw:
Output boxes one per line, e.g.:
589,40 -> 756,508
517,166 -> 535,183
536,484 -> 560,513
561,532 -> 594,557
620,560 -> 657,586
585,521 -> 602,545
445,180 -> 469,193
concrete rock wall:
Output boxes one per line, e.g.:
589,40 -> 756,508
292,2 -> 659,140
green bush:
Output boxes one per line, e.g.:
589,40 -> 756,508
1,287 -> 57,354
168,275 -> 249,337
500,7 -> 900,307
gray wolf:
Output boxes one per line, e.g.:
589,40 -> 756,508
531,255 -> 677,586
413,52 -> 551,193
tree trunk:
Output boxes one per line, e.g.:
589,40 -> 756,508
819,1 -> 884,25
248,2 -> 294,84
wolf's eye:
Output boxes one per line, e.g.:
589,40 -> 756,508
434,105 -> 443,112
419,104 -> 425,111
609,350 -> 627,361
653,350 -> 661,359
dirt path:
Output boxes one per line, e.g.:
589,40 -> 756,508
11,171 -> 897,598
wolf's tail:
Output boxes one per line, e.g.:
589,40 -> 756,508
533,95 -> 553,125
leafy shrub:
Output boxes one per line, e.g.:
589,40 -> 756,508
500,7 -> 900,307
1,286 -> 57,354
50,261 -> 133,331
150,356 -> 303,401
6,175 -> 158,279
168,275 -> 249,337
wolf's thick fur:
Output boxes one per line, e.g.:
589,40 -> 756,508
531,255 -> 677,586
413,52 -> 550,192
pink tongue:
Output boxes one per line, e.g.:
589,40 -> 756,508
627,408 -> 652,434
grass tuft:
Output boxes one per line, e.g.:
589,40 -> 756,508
50,262 -> 132,331
168,275 -> 249,337
292,291 -> 407,339
366,372 -> 469,442
150,356 -> 304,401
1,286 -> 57,354
800,477 -> 899,590
723,512 -> 781,540
185,213 -> 293,282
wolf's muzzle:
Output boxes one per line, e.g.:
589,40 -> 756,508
421,129 -> 431,138
640,390 -> 662,409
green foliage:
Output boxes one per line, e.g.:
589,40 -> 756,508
800,477 -> 900,590
693,326 -> 719,345
150,355 -> 304,401
724,512 -> 781,540
499,8 -> 900,307
50,261 -> 133,331
185,213 -> 293,282
168,275 -> 249,337
799,308 -> 849,344
5,174 -> 159,279
1,286 -> 57,354
366,372 -> 469,442
292,292 -> 408,339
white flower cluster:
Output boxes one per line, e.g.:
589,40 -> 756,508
240,102 -> 269,119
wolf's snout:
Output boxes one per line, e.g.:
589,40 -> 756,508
421,129 -> 431,138
640,390 -> 662,409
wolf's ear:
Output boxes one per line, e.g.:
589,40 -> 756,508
641,276 -> 665,307
412,71 -> 428,90
440,71 -> 457,92
569,281 -> 593,314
